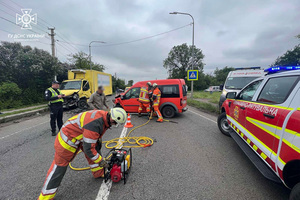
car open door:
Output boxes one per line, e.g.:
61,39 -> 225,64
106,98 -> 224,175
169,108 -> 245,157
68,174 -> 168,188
121,87 -> 141,113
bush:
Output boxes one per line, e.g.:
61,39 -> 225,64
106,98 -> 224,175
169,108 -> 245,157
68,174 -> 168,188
0,82 -> 23,109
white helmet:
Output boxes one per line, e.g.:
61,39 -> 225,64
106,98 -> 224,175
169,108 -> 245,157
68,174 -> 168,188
110,107 -> 127,126
147,82 -> 152,86
153,83 -> 158,88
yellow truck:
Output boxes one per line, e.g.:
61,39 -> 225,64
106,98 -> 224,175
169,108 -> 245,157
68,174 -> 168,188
60,69 -> 112,109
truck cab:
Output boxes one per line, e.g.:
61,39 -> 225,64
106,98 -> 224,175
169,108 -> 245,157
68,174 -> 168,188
60,69 -> 112,109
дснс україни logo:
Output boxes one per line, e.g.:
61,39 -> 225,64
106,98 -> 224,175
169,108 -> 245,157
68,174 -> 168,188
16,9 -> 37,29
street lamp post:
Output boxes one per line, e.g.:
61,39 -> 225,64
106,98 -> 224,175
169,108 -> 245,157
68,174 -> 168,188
169,12 -> 195,99
89,41 -> 106,70
88,41 -> 105,92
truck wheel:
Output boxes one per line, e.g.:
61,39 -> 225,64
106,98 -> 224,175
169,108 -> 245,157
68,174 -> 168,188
290,182 -> 300,200
78,99 -> 88,109
217,112 -> 231,137
162,105 -> 175,118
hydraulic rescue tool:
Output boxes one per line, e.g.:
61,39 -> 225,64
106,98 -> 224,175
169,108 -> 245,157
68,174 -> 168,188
104,148 -> 132,184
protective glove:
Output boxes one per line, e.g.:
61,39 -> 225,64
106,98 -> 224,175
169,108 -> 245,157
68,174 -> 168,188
99,159 -> 109,168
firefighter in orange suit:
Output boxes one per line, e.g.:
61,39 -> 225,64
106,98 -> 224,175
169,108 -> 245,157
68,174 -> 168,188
152,83 -> 163,122
138,82 -> 152,117
38,108 -> 127,200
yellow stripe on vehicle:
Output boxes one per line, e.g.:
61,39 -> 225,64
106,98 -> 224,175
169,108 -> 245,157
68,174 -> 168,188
261,152 -> 267,160
236,100 -> 293,110
253,145 -> 258,151
285,128 -> 299,136
247,139 -> 251,144
227,115 -> 277,157
58,133 -> 76,153
278,156 -> 286,166
246,117 -> 281,140
282,138 -> 300,154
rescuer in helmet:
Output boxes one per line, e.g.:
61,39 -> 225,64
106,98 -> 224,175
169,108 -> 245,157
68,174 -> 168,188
38,108 -> 127,200
138,82 -> 152,117
152,83 -> 163,122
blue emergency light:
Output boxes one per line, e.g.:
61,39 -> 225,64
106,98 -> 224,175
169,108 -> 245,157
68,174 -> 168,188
264,66 -> 300,74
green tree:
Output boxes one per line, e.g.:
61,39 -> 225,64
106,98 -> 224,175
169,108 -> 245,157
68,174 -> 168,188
69,51 -> 105,71
272,35 -> 300,66
163,43 -> 205,80
127,80 -> 134,87
214,66 -> 234,84
0,82 -> 22,109
112,75 -> 126,92
0,42 -> 67,107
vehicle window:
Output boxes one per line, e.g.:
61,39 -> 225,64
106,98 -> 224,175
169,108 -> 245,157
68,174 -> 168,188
257,76 -> 299,104
82,81 -> 90,91
60,81 -> 82,90
225,77 -> 260,90
182,85 -> 187,96
236,80 -> 263,101
124,87 -> 140,99
159,85 -> 180,98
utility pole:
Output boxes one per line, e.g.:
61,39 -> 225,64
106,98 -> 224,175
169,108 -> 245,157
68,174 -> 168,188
48,27 -> 56,57
48,27 -> 56,80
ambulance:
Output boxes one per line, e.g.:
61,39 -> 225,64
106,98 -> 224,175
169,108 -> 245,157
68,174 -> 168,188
218,66 -> 300,199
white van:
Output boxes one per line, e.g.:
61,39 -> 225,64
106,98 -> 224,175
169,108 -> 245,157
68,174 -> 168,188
219,67 -> 265,109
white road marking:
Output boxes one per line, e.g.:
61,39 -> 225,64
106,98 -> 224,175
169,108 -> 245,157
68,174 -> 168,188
95,126 -> 128,200
188,109 -> 217,124
0,121 -> 48,140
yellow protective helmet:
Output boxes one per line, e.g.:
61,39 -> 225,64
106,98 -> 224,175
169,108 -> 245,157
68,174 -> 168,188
110,107 -> 127,125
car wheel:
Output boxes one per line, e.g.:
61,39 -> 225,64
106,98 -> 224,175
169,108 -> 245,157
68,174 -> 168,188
162,105 -> 175,118
78,99 -> 88,109
290,182 -> 300,200
217,112 -> 231,136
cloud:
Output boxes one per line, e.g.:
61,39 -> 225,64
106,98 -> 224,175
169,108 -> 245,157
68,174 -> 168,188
0,0 -> 299,83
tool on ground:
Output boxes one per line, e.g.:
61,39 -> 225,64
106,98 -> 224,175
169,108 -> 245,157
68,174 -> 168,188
104,148 -> 132,184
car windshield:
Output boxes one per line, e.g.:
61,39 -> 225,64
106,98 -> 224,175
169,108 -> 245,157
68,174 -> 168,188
60,81 -> 82,90
225,77 -> 259,90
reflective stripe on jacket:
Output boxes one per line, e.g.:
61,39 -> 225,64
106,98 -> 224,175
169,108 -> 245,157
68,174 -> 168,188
54,110 -> 110,164
48,87 -> 64,104
139,86 -> 150,103
153,87 -> 161,106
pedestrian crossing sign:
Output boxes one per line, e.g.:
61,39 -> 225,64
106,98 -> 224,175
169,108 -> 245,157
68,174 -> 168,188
187,70 -> 198,81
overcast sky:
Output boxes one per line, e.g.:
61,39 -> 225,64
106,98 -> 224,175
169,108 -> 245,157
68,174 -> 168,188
0,0 -> 299,83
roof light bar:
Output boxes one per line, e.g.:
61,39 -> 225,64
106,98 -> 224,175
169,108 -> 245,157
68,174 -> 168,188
264,66 -> 300,74
234,66 -> 261,70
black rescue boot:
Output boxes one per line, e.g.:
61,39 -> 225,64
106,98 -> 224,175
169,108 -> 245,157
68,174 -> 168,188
52,131 -> 56,136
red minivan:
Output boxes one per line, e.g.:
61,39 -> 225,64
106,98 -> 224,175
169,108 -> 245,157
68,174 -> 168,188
113,79 -> 188,118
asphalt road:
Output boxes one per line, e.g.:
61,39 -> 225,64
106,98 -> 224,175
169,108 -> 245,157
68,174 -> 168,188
0,100 -> 290,199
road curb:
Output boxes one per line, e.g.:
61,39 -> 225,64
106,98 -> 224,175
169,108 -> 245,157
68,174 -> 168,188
0,107 -> 49,123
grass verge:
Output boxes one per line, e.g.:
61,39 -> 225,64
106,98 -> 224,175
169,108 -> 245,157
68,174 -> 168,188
0,106 -> 48,118
187,99 -> 218,114
192,91 -> 221,104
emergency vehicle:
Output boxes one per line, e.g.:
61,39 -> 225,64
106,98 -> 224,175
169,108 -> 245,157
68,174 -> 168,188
113,79 -> 188,118
218,66 -> 300,199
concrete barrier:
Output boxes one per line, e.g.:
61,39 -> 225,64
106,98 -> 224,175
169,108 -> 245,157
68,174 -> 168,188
0,107 -> 49,123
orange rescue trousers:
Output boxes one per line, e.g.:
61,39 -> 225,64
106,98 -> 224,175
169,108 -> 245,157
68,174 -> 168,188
153,106 -> 163,122
38,134 -> 103,200
138,102 -> 150,113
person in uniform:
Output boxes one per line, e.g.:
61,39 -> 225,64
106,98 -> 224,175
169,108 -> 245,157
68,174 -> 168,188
45,81 -> 65,136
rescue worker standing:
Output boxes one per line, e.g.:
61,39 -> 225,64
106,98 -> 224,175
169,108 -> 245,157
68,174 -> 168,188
38,107 -> 127,200
152,83 -> 163,122
138,82 -> 152,117
88,86 -> 109,110
45,81 -> 65,136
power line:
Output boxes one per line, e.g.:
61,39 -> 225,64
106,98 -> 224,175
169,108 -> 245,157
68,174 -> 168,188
96,23 -> 192,47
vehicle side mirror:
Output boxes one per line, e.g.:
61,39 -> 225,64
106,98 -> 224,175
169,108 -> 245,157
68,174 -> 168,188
226,92 -> 237,99
120,95 -> 124,100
